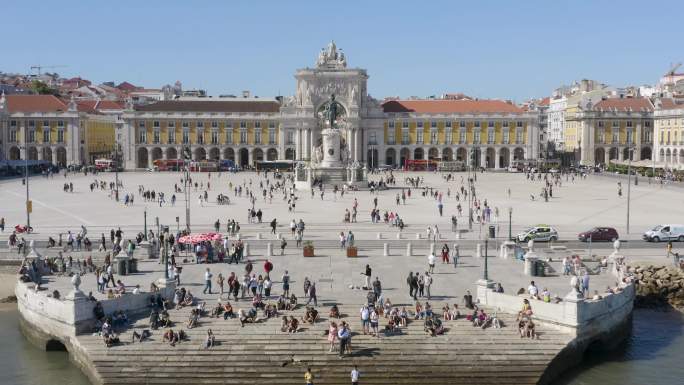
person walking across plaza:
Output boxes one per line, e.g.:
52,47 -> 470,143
203,268 -> 213,294
306,282 -> 318,306
363,265 -> 371,290
427,251 -> 436,273
351,366 -> 360,385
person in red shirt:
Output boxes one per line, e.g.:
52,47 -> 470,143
264,259 -> 273,278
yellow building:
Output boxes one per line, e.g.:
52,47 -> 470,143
84,115 -> 116,163
654,98 -> 684,168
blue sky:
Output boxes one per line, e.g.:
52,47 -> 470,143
3,0 -> 681,101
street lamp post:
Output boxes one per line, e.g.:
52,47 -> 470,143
626,145 -> 635,235
163,226 -> 169,280
508,207 -> 513,240
483,239 -> 489,281
23,148 -> 30,230
144,207 -> 148,241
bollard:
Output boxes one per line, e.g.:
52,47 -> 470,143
397,233 -> 402,239
476,243 -> 482,258
429,243 -> 436,255
256,233 -> 262,240
266,242 -> 272,257
406,242 -> 413,256
383,243 -> 389,256
416,233 -> 421,240
244,243 -> 250,256
377,233 -> 382,240
236,233 -> 241,240
276,233 -> 281,240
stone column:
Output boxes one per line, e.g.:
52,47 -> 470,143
580,120 -> 591,165
248,148 -> 254,166
494,148 -> 501,169
634,124 -> 642,161
37,147 -> 43,160
51,147 -> 57,164
20,122 -> 27,159
480,147 -> 486,169
353,128 -> 359,162
148,149 -> 154,168
604,148 -> 610,165
509,148 -> 515,167
618,148 -> 624,161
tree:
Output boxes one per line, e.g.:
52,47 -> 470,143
31,80 -> 59,96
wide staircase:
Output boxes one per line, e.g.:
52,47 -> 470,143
77,303 -> 572,385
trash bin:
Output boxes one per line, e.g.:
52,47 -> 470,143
129,259 -> 138,274
525,257 -> 537,276
536,260 -> 545,277
488,225 -> 496,239
117,259 -> 127,276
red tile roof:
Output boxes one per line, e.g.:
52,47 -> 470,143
116,82 -> 139,92
538,97 -> 550,106
135,100 -> 281,113
593,97 -> 654,112
382,99 -> 524,114
76,100 -> 124,113
6,95 -> 68,113
657,98 -> 684,110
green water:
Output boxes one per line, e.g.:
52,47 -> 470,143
1,305 -> 682,385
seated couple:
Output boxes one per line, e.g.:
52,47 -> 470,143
423,316 -> 445,337
280,316 -> 299,333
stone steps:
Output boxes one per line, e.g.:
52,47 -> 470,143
76,303 -> 571,385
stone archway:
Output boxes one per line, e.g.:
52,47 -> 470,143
385,148 -> 396,166
223,148 -> 235,161
27,146 -> 38,160
209,147 -> 220,161
499,147 -> 510,168
400,148 -> 410,167
56,147 -> 67,167
194,147 -> 206,161
42,147 -> 53,163
414,148 -> 424,160
666,148 -> 672,163
45,339 -> 67,352
239,148 -> 249,168
609,147 -> 619,162
513,147 -> 524,161
267,148 -> 278,161
485,147 -> 495,168
9,146 -> 20,160
166,147 -> 178,160
595,148 -> 605,165
456,147 -> 467,162
137,147 -> 149,168
659,148 -> 665,162
623,147 -> 632,161
680,149 -> 684,164
442,148 -> 452,161
253,148 -> 264,163
285,148 -> 295,160
428,147 -> 439,160
641,147 -> 651,161
151,147 -> 163,163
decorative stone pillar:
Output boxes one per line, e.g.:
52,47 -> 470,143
148,149 -> 153,169
494,148 -> 501,169
480,148 -> 487,169
605,148 -> 610,165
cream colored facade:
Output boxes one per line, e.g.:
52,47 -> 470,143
654,101 -> 684,168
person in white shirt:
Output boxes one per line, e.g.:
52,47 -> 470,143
351,365 -> 360,385
203,268 -> 213,294
427,253 -> 436,273
528,281 -> 539,299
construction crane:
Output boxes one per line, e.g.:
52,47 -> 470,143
30,64 -> 67,76
666,62 -> 682,76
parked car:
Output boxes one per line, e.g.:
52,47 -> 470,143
507,166 -> 521,173
643,224 -> 684,242
516,225 -> 558,242
578,227 -> 619,242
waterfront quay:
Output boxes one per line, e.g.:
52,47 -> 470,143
4,170 -> 674,384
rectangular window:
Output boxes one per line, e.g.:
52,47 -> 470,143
10,130 -> 17,142
57,129 -> 64,143
627,129 -> 634,144
430,130 -> 438,144
445,130 -> 452,144
459,129 -> 466,144
402,121 -> 409,129
612,121 -> 619,128
269,121 -> 276,129
197,121 -> 204,128
286,131 -> 294,145
255,121 -> 261,129
255,130 -> 261,144
138,129 -> 147,143
459,120 -> 466,128
516,121 -> 523,128
612,130 -> 619,143
182,121 -> 189,128
626,121 -> 633,127
388,121 -> 395,129
431,121 -> 437,128
211,130 -> 219,144
402,130 -> 409,145
42,120 -> 50,128
488,121 -> 495,128
240,130 -> 247,144
182,130 -> 189,144
153,121 -> 160,128
168,121 -> 175,128
10,120 -> 17,128
502,129 -> 509,144
503,121 -> 509,128
417,121 -> 424,128
645,121 -> 651,127
211,121 -> 218,128
488,129 -> 495,144
515,129 -> 523,143
27,130 -> 35,143
139,121 -> 145,129
28,120 -> 35,128
240,121 -> 247,129
474,121 -> 480,128
598,121 -> 604,127
268,129 -> 276,144
57,120 -> 64,127
43,128 -> 50,142
416,130 -> 423,144
369,131 -> 377,145
197,130 -> 204,144
153,130 -> 160,144
168,130 -> 175,144
598,128 -> 605,143
473,131 -> 480,144
445,121 -> 452,128
226,129 -> 233,144
387,130 -> 395,145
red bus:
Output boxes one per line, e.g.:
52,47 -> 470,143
153,159 -> 186,171
95,158 -> 119,171
404,159 -> 438,171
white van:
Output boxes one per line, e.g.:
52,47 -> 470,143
643,224 -> 684,242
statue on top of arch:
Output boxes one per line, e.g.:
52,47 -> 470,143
316,41 -> 347,68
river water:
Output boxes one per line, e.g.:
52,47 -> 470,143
1,305 -> 682,385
